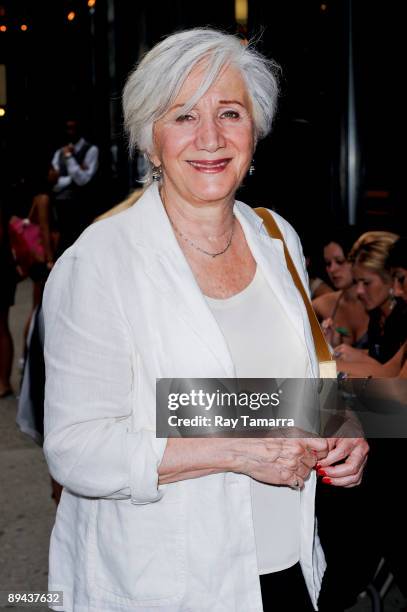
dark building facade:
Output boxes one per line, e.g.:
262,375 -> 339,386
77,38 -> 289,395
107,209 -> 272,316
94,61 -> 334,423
0,0 -> 404,232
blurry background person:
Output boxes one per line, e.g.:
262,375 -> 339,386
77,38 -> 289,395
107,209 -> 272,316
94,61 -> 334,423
335,237 -> 407,378
42,28 -> 368,612
23,164 -> 57,336
313,230 -> 369,348
0,197 -> 17,398
302,233 -> 332,299
15,163 -> 57,453
49,117 -> 99,255
334,232 -> 405,366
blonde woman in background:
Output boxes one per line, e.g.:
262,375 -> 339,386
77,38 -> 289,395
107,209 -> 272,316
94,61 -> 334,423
335,236 -> 407,378
333,232 -> 404,365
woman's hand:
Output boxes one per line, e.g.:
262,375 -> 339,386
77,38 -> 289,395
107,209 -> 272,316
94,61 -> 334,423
159,436 -> 329,489
321,317 -> 340,347
315,437 -> 369,487
333,344 -> 368,362
230,436 -> 329,489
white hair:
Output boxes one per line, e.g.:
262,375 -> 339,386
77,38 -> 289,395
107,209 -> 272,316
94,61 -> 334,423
123,28 -> 280,182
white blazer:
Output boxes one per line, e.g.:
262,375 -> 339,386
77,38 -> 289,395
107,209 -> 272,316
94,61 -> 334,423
43,183 -> 326,612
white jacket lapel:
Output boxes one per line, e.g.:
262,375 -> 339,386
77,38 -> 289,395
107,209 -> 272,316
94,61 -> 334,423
132,185 -> 235,377
143,253 -> 236,377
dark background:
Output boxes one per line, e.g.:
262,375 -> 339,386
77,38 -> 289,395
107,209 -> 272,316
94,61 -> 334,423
0,0 -> 405,239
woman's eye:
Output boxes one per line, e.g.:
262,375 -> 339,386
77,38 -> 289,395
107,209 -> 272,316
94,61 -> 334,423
221,110 -> 239,119
176,114 -> 194,122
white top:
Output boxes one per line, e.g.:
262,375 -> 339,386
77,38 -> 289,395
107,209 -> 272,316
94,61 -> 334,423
206,267 -> 310,574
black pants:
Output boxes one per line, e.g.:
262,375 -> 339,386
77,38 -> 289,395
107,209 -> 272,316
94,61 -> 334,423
260,563 -> 314,611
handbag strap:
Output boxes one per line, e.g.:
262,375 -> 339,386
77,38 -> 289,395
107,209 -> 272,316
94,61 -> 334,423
255,207 -> 333,365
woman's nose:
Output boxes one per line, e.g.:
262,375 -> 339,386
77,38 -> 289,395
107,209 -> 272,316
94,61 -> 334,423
195,116 -> 225,151
327,261 -> 338,273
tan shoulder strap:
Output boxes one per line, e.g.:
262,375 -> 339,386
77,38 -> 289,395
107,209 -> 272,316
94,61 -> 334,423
255,207 -> 334,368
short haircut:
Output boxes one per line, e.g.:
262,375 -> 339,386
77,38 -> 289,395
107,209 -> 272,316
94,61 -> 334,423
123,28 -> 280,182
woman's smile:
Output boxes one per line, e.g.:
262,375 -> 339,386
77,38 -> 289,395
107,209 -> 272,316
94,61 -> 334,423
186,158 -> 232,172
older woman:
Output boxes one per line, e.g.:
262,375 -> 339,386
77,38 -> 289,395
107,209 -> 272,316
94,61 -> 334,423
43,29 -> 368,612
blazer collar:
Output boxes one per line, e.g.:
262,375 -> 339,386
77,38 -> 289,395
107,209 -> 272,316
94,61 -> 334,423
129,184 -> 307,376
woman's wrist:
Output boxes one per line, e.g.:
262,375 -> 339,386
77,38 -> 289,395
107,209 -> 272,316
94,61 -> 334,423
158,438 -> 241,484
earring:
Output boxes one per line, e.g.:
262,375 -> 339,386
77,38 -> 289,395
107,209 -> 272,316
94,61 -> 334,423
152,165 -> 162,181
249,160 -> 255,176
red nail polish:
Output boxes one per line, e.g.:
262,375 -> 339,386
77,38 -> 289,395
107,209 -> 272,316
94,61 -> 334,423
316,463 -> 322,470
322,477 -> 332,485
317,469 -> 327,477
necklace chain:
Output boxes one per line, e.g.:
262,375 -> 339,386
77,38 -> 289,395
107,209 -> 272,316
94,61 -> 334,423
170,218 -> 235,258
160,189 -> 235,258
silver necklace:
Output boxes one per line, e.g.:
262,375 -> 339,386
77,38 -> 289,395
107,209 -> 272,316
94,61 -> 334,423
170,218 -> 235,258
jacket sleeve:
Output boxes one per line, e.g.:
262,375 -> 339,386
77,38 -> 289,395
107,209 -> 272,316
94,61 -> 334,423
42,249 -> 167,503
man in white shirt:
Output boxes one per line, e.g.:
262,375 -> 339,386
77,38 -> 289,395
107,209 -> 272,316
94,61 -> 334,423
49,118 -> 99,255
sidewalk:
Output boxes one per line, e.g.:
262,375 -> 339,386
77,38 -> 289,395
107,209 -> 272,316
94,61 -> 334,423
0,280 -> 54,611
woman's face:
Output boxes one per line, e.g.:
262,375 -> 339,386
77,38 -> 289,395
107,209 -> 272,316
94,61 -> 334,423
323,242 -> 352,289
352,264 -> 392,311
392,267 -> 407,302
150,64 -> 254,207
